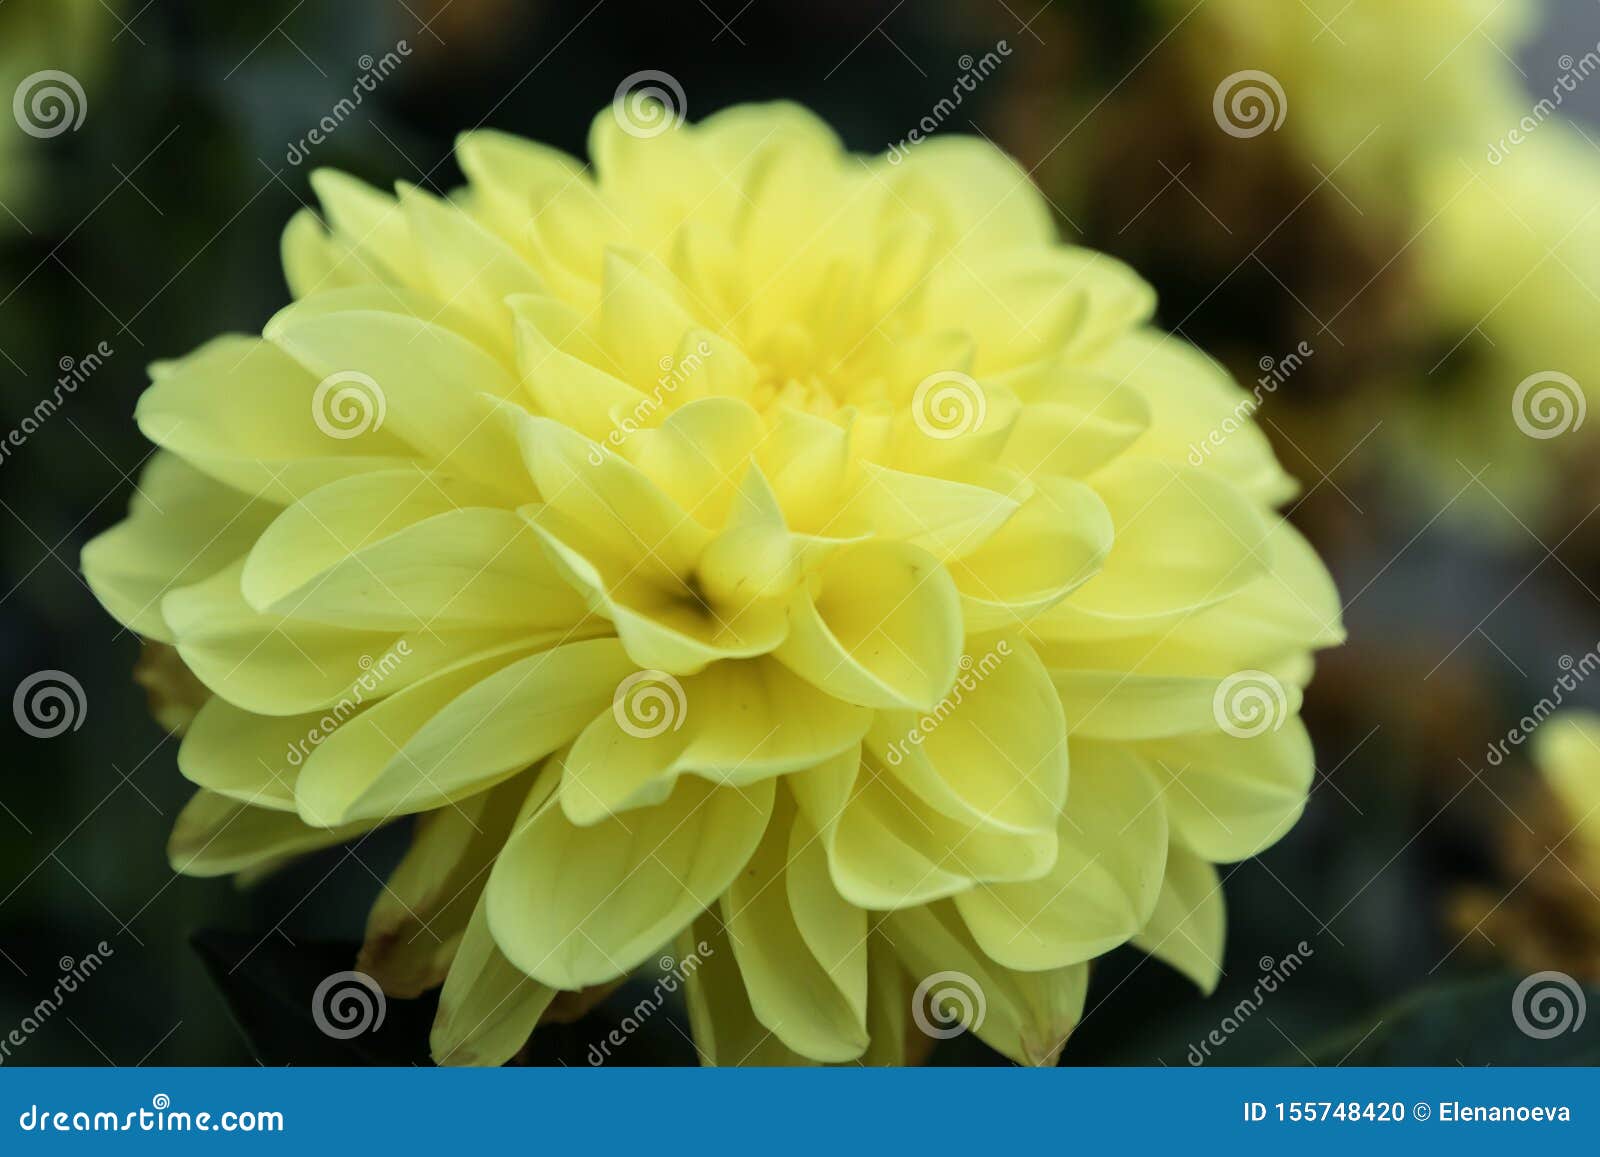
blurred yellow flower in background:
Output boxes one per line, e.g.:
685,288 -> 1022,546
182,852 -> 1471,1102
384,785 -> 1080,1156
1166,0 -> 1600,519
1175,0 -> 1533,214
1409,119 -> 1600,513
1538,711 -> 1600,858
1017,0 -> 1598,533
81,101 -> 1343,1065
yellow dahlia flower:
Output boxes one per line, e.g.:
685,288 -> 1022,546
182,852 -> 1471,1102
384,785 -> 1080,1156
82,101 -> 1343,1065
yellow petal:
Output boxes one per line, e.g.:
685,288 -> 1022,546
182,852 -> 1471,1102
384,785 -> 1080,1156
166,558 -> 403,714
625,396 -> 767,527
236,467 -> 477,599
776,539 -> 962,711
1051,664 -> 1304,742
296,638 -> 632,826
1134,840 -> 1226,993
955,741 -> 1166,970
589,109 -> 733,257
560,657 -> 869,825
281,207 -> 385,299
1094,329 -> 1298,505
860,935 -> 911,1065
1170,520 -> 1346,661
510,295 -> 648,438
1131,718 -> 1315,862
722,796 -> 868,1061
876,135 -> 1056,255
167,789 -> 374,878
870,635 -> 1067,836
166,557 -> 517,717
679,915 -> 813,1066
454,128 -> 591,252
838,463 -> 1020,560
487,773 -> 774,988
923,249 -> 1153,376
597,249 -> 701,391
516,414 -> 707,583
886,901 -> 1088,1066
430,894 -> 556,1067
246,499 -> 588,632
307,169 -> 420,288
787,809 -> 871,1025
1040,459 -> 1272,637
135,336 -> 416,501
265,299 -> 526,488
951,476 -> 1113,631
81,453 -> 276,642
398,183 -> 542,349
359,773 -> 531,998
1041,629 -> 1306,740
998,368 -> 1151,478
177,695 -> 314,811
790,745 -> 1057,910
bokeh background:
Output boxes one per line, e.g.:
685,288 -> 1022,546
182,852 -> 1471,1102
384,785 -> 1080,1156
4,0 -> 1600,1066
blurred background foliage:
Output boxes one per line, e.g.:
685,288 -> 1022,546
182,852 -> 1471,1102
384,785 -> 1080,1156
3,0 -> 1600,1065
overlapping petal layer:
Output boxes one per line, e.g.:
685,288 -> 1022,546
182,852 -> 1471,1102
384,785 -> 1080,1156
83,101 -> 1343,1066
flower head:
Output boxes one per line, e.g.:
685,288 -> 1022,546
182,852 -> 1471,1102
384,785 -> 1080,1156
83,101 -> 1342,1065
1450,711 -> 1600,983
